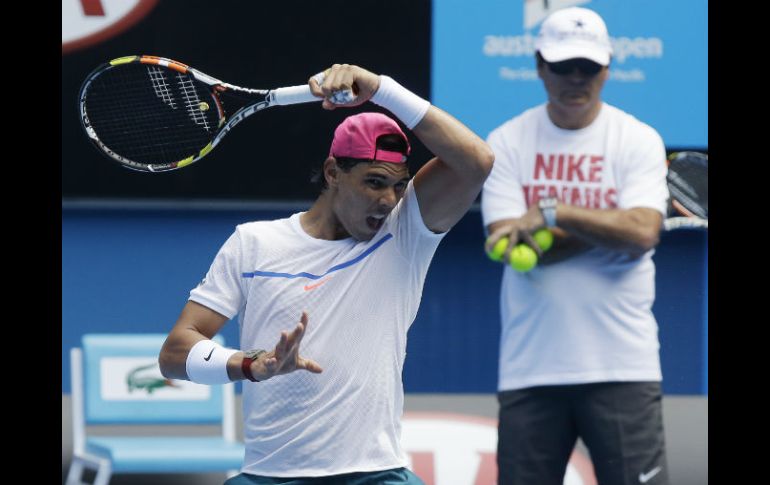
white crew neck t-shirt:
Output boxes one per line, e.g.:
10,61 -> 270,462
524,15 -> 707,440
482,103 -> 669,392
190,180 -> 445,476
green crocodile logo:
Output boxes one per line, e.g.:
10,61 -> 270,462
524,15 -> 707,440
126,363 -> 178,394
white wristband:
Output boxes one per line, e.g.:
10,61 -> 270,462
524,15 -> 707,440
185,339 -> 238,384
371,75 -> 430,130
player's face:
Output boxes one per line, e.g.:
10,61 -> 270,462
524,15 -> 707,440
538,57 -> 608,113
333,161 -> 410,241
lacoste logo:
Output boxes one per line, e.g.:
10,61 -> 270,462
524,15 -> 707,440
639,466 -> 662,483
303,277 -> 332,292
204,348 -> 215,361
126,363 -> 177,394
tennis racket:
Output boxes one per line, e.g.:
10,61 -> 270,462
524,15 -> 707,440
78,55 -> 354,172
663,151 -> 708,231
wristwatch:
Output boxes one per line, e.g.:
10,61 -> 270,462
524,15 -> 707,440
241,349 -> 267,382
538,197 -> 558,227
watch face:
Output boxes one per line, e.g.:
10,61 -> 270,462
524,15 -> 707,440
244,349 -> 265,359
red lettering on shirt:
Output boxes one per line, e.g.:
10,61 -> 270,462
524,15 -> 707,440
534,153 -> 553,180
523,185 -> 617,210
604,188 -> 618,208
556,154 -> 566,180
566,155 -> 586,182
588,156 -> 604,182
535,153 -> 604,183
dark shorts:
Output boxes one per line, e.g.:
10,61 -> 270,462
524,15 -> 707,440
497,381 -> 669,485
224,467 -> 425,485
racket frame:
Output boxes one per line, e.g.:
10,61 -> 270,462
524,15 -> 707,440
79,55 -> 320,172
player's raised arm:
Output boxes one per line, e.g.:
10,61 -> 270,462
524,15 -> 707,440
310,64 -> 494,233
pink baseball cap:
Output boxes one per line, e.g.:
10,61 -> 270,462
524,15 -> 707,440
329,112 -> 410,163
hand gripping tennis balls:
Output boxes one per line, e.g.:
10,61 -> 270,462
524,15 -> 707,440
486,236 -> 510,262
510,244 -> 538,272
533,228 -> 553,252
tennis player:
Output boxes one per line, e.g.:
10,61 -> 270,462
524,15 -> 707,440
159,63 -> 494,484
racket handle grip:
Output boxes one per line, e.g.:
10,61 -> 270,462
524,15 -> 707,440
271,85 -> 357,106
272,85 -> 321,105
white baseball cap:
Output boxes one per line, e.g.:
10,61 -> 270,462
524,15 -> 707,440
534,7 -> 613,66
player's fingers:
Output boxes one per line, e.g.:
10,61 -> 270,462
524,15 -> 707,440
484,235 -> 497,254
485,233 -> 506,254
296,312 -> 308,337
486,225 -> 513,247
264,356 -> 278,373
274,331 -> 289,360
520,231 -> 543,257
321,98 -> 337,110
283,325 -> 303,358
321,64 -> 344,94
299,358 -> 323,373
503,228 -> 520,262
309,69 -> 329,97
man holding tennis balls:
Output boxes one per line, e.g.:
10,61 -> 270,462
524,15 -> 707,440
159,63 -> 494,484
481,7 -> 670,485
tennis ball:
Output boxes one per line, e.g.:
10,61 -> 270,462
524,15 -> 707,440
510,244 -> 538,272
486,236 -> 510,262
533,228 -> 554,252
199,102 -> 210,111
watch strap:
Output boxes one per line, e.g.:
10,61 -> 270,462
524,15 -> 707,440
539,197 -> 558,227
242,350 -> 267,382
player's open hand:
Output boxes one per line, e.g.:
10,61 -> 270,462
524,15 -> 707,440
254,312 -> 323,381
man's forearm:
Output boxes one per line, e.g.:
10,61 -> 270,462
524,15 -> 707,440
159,328 -> 209,380
539,228 -> 593,265
554,203 -> 661,255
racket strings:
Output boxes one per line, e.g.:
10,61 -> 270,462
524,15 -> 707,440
148,66 -> 177,109
176,73 -> 211,131
84,63 -> 221,166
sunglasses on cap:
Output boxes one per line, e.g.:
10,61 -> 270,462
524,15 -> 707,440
545,58 -> 604,76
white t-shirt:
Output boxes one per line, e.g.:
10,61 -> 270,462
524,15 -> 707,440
481,103 -> 669,392
190,180 -> 445,476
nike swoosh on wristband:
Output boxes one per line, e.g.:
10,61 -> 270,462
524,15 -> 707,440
203,348 -> 215,361
639,466 -> 662,483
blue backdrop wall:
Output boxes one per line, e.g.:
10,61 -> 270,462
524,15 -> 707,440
62,205 -> 707,395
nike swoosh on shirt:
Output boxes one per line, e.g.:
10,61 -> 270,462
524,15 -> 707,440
203,348 -> 215,361
303,277 -> 332,291
639,466 -> 662,483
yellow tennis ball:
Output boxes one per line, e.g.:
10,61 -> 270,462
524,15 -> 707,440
199,102 -> 210,111
486,236 -> 509,262
510,244 -> 538,272
533,228 -> 553,252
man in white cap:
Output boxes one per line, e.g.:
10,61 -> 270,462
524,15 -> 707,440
481,7 -> 670,485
